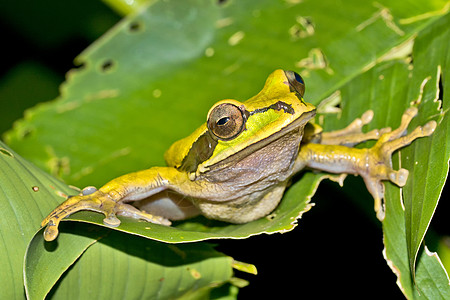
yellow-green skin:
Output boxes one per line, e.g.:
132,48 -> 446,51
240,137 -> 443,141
41,69 -> 436,241
165,70 -> 314,172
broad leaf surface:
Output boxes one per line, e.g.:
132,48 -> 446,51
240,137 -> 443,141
380,15 -> 450,298
384,184 -> 450,299
26,225 -> 233,300
1,0 -> 449,298
5,0 -> 447,188
0,140 -> 234,299
401,12 -> 450,282
0,141 -> 77,299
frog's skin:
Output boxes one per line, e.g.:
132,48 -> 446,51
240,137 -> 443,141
41,70 -> 436,241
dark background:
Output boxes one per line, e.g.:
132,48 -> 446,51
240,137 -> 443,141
1,1 -> 448,298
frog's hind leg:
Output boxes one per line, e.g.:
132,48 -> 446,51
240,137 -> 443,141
321,110 -> 390,146
365,107 -> 436,220
42,190 -> 170,242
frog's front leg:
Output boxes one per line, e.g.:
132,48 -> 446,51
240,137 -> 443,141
41,167 -> 191,241
296,107 -> 436,220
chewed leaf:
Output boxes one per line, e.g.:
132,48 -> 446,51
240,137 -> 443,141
2,0 -> 449,298
381,14 -> 450,298
6,0 -> 448,189
401,14 -> 450,282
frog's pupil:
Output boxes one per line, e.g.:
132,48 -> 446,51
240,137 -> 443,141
217,117 -> 229,126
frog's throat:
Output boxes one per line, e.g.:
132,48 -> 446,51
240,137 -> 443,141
197,109 -> 316,175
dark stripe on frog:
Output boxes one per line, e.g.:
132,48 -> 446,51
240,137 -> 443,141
249,101 -> 294,116
179,101 -> 293,173
179,131 -> 217,173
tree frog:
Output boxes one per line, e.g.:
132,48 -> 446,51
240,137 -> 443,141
41,70 -> 436,241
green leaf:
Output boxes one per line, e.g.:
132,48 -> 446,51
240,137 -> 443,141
402,12 -> 450,282
0,140 -> 234,299
322,48 -> 449,299
26,225 -> 233,300
0,62 -> 60,135
437,237 -> 450,274
316,12 -> 450,297
384,183 -> 450,299
24,225 -> 99,299
0,141 -> 76,299
5,0 -> 448,188
380,15 -> 450,298
2,0 -> 450,297
4,0 -> 448,246
101,0 -> 150,16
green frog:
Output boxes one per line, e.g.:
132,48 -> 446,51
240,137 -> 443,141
41,70 -> 436,241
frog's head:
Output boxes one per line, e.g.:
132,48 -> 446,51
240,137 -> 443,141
165,69 -> 316,175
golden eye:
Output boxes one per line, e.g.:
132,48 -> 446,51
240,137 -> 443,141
207,103 -> 245,140
284,70 -> 305,98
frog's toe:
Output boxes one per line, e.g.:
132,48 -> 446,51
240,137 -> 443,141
376,204 -> 386,221
43,219 -> 60,241
388,168 -> 409,187
103,213 -> 121,227
360,110 -> 374,125
423,120 -> 437,135
116,203 -> 172,226
379,119 -> 436,157
380,107 -> 419,142
363,177 -> 386,221
405,106 -> 418,118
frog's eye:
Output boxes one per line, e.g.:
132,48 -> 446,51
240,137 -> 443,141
207,103 -> 245,140
284,70 -> 305,98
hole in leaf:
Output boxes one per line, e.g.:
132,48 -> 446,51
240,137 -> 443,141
32,186 -> 39,192
20,128 -> 33,139
265,213 -> 277,221
217,0 -> 229,5
0,148 -> 13,157
100,60 -> 115,73
73,60 -> 86,70
128,21 -> 143,32
438,71 -> 443,101
289,16 -> 315,40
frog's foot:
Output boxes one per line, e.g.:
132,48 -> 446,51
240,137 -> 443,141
41,188 -> 171,241
321,110 -> 390,146
363,107 -> 436,220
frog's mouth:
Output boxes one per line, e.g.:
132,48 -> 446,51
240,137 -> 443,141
204,109 -> 316,171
